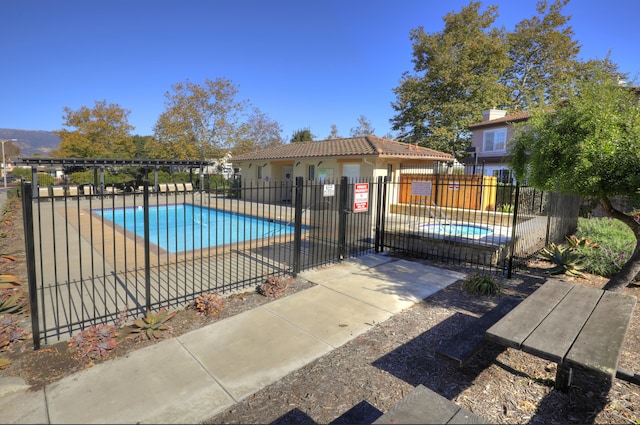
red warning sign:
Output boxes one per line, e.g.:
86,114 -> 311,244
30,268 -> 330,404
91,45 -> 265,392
353,183 -> 369,213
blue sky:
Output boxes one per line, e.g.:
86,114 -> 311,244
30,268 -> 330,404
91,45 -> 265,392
1,0 -> 638,142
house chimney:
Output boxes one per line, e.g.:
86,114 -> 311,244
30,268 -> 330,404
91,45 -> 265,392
482,109 -> 507,121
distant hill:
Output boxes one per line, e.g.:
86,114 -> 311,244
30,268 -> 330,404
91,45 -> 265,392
0,129 -> 60,157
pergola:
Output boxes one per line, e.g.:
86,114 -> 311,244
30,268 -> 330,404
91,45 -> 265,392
13,157 -> 210,196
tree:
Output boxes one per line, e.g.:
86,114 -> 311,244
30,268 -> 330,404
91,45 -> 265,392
2,141 -> 20,159
132,135 -> 153,158
390,2 -> 509,157
502,0 -> 581,110
509,69 -> 640,291
349,115 -> 375,137
327,124 -> 341,139
233,108 -> 283,155
149,78 -> 247,160
53,100 -> 135,158
290,128 -> 314,143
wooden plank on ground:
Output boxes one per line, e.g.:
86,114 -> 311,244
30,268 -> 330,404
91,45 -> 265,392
373,385 -> 484,424
437,297 -> 521,365
566,290 -> 637,377
485,280 -> 571,348
522,285 -> 601,363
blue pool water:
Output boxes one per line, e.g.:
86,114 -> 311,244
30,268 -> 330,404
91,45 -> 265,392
95,204 -> 297,253
418,223 -> 493,239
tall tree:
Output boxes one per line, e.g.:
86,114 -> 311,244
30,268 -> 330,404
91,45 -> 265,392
327,124 -> 341,139
509,68 -> 640,291
132,135 -> 153,158
290,128 -> 314,143
390,2 -> 509,157
502,0 -> 581,110
233,108 -> 283,155
149,78 -> 247,160
53,100 -> 135,158
350,115 -> 375,137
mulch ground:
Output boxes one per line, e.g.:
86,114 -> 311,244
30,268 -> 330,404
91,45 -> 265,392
203,261 -> 640,425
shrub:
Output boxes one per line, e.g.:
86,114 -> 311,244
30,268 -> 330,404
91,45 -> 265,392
257,275 -> 291,299
68,324 -> 118,364
191,293 -> 226,317
462,272 -> 502,297
574,217 -> 636,277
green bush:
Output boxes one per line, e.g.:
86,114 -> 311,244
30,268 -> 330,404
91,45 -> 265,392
573,217 -> 636,277
462,272 -> 502,297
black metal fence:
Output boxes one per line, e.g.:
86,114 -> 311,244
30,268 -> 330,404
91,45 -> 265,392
21,175 -> 377,348
376,175 -> 580,275
21,169 -> 579,349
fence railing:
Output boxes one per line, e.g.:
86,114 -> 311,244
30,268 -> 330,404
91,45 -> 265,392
22,176 -> 377,348
21,173 -> 580,349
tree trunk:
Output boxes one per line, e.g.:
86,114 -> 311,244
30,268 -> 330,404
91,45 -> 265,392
599,197 -> 640,291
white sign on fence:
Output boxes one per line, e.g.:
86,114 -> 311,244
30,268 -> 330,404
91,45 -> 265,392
323,184 -> 335,197
411,181 -> 432,196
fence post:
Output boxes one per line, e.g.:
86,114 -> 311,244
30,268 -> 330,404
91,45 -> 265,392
338,176 -> 349,260
292,177 -> 303,275
21,181 -> 41,349
143,182 -> 151,311
375,176 -> 384,253
507,182 -> 520,278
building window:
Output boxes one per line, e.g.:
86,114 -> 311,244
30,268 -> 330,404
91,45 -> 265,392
494,169 -> 513,184
342,163 -> 360,182
387,164 -> 393,178
257,166 -> 263,179
308,165 -> 315,180
483,129 -> 507,152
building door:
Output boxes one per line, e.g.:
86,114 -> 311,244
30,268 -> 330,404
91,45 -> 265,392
281,166 -> 293,201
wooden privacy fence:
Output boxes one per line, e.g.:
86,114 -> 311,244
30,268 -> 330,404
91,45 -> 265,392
398,174 -> 498,211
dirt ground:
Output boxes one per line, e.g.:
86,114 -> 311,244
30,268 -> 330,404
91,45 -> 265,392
1,194 -> 639,424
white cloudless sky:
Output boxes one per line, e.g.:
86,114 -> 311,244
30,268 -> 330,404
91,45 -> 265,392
1,0 -> 638,142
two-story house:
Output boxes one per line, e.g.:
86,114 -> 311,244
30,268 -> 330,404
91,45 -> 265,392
467,109 -> 531,183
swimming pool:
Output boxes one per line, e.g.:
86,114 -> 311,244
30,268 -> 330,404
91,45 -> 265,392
418,223 -> 493,239
95,204 -> 297,253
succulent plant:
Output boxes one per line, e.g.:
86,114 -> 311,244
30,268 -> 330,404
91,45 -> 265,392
191,293 -> 226,317
0,290 -> 27,314
0,273 -> 21,290
257,275 -> 291,299
539,243 -> 586,277
68,323 -> 118,363
566,235 -> 598,249
121,309 -> 176,340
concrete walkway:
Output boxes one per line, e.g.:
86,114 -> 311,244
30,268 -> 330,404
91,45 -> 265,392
0,253 -> 465,424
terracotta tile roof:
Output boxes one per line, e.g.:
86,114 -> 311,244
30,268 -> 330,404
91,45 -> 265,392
468,111 -> 531,129
232,136 -> 453,162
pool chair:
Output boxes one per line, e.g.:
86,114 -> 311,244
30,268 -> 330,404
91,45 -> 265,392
184,182 -> 194,192
158,183 -> 168,195
52,186 -> 65,200
175,182 -> 185,192
38,186 -> 50,200
167,183 -> 177,195
82,185 -> 95,198
67,186 -> 79,197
